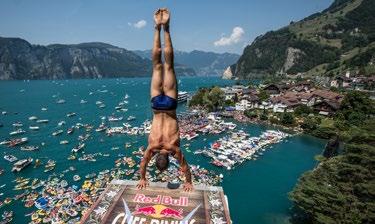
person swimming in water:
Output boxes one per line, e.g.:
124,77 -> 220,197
137,8 -> 193,192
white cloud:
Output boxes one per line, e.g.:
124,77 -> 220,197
214,26 -> 245,46
128,20 -> 147,29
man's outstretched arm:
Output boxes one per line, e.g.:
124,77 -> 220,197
174,147 -> 193,191
137,147 -> 153,189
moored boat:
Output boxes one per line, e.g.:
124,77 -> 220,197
108,116 -> 123,122
60,140 -> 69,145
127,115 -> 136,121
67,127 -> 74,135
4,154 -> 17,162
20,145 -> 39,151
71,143 -> 85,153
67,112 -> 76,117
28,116 -> 38,121
73,175 -> 81,181
8,137 -> 28,147
12,158 -> 33,172
9,128 -> 26,136
36,119 -> 49,123
29,126 -> 40,130
52,130 -> 63,136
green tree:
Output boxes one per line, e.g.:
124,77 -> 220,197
204,86 -> 225,112
338,91 -> 374,125
301,116 -> 319,131
281,112 -> 295,125
258,89 -> 270,101
244,110 -> 257,119
294,105 -> 313,116
260,110 -> 268,120
188,88 -> 207,107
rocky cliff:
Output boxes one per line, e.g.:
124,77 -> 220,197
0,37 -> 154,80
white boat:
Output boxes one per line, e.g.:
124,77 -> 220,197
127,116 -> 136,121
20,145 -> 39,151
36,119 -> 49,123
108,116 -> 123,122
67,127 -> 74,134
29,126 -> 40,130
8,137 -> 28,147
72,143 -> 85,153
41,107 -> 48,111
177,91 -> 189,103
80,99 -> 87,104
0,139 -> 11,145
56,99 -> 66,104
4,154 -> 17,162
60,140 -> 69,145
95,123 -> 107,132
73,175 -> 81,181
12,158 -> 33,172
28,116 -> 38,121
58,121 -> 66,126
67,112 -> 76,117
12,122 -> 23,127
52,130 -> 63,136
9,129 -> 26,136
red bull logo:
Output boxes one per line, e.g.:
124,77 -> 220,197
133,194 -> 188,207
133,205 -> 157,216
133,204 -> 184,220
160,207 -> 183,220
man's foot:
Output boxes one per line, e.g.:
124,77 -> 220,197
154,8 -> 162,28
160,8 -> 170,27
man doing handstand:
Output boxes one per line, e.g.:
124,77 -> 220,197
137,8 -> 193,192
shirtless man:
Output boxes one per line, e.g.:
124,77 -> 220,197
137,8 -> 193,192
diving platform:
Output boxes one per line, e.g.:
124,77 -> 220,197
80,180 -> 231,224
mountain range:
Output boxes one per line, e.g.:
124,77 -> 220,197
134,50 -> 239,76
227,0 -> 375,80
0,36 -> 238,80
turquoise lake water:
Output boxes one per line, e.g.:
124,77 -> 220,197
0,77 -> 325,224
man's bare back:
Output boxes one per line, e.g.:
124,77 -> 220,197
137,8 -> 193,192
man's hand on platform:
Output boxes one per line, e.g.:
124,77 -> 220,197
137,179 -> 149,190
183,182 -> 193,192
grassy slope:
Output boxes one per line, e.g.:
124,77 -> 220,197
289,0 -> 363,48
289,0 -> 375,78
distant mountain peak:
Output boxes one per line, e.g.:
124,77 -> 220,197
133,49 -> 239,76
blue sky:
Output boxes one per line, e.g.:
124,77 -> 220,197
0,0 -> 333,54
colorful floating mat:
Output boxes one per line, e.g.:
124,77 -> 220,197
80,179 -> 231,224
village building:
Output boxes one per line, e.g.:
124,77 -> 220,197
235,94 -> 260,111
288,81 -> 313,92
313,100 -> 340,116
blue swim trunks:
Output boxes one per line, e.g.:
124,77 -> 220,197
151,94 -> 177,110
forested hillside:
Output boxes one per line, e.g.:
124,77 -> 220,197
231,0 -> 375,79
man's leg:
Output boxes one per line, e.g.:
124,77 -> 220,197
161,9 -> 177,99
151,10 -> 163,98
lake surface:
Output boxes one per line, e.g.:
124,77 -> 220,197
0,77 -> 325,224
